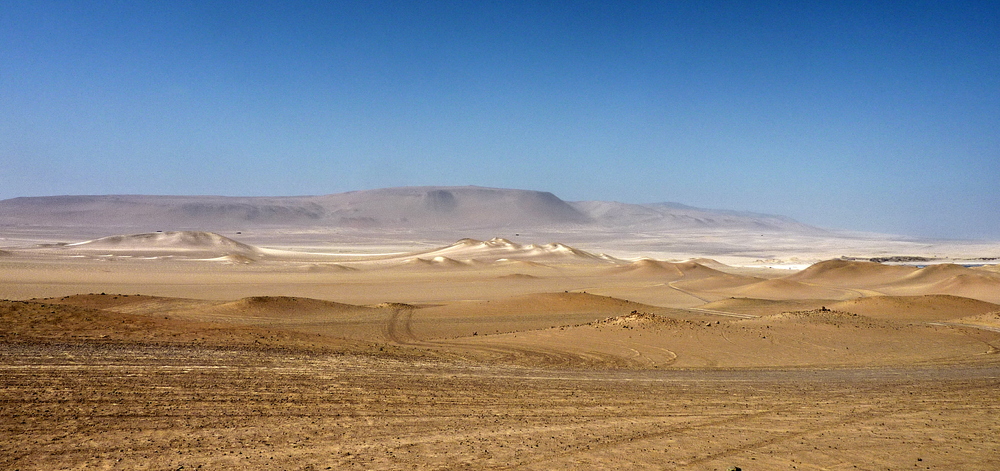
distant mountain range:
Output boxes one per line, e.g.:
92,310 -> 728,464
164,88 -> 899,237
0,186 -> 821,234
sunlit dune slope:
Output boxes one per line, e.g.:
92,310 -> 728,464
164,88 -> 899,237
405,237 -> 616,264
827,295 -> 1000,322
725,278 -> 856,300
784,259 -> 917,287
880,264 -> 1000,303
697,298 -> 834,316
608,259 -> 723,278
49,231 -> 262,259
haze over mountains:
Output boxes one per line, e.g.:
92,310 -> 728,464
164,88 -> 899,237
0,186 -> 819,234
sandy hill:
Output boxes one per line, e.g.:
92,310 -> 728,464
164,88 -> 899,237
975,264 -> 1000,274
697,298 -> 833,316
608,259 -> 699,277
879,264 -> 1000,303
889,263 -> 987,285
607,260 -> 759,292
698,293 -> 1000,323
57,231 -> 261,258
207,296 -> 366,317
827,295 -> 1000,322
783,259 -> 917,287
410,292 -> 672,339
402,237 -> 615,265
727,278 -> 857,300
0,186 -> 821,233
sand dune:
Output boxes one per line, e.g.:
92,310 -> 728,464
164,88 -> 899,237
296,263 -> 358,272
607,259 -> 704,277
697,297 -> 833,316
892,263 -> 981,285
921,273 -> 1000,303
827,294 -> 1000,322
18,291 -> 1000,370
55,231 -> 261,259
207,296 -> 364,317
207,254 -> 256,264
784,259 -> 917,287
496,273 -> 539,280
877,264 -> 1000,303
725,278 -> 856,300
975,264 -> 1000,273
948,311 -> 1000,330
400,256 -> 475,268
406,237 -> 616,264
409,292 -> 675,339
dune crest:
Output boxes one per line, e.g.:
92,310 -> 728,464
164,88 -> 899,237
60,231 -> 261,259
784,259 -> 916,287
404,237 -> 615,264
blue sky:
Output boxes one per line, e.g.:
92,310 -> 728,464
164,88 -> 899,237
2,1 -> 998,239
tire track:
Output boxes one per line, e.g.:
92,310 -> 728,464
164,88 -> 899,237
500,378 -> 939,469
383,306 -> 418,345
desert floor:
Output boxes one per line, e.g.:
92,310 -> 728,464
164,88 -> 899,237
2,230 -> 1000,470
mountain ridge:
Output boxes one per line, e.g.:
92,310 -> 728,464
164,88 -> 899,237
0,185 -> 820,234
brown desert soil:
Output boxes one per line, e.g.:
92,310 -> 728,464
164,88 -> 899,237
2,236 -> 1000,469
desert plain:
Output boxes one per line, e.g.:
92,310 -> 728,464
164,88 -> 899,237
2,187 -> 1000,470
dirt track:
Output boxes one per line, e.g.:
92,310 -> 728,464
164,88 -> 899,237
3,341 -> 999,470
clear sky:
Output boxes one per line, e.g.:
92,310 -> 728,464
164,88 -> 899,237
2,1 -> 998,239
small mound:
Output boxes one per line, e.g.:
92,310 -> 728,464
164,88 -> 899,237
698,298 -> 832,316
498,273 -> 539,280
298,263 -> 358,272
751,309 -> 891,328
372,302 -> 417,309
949,310 -> 1000,329
211,296 -> 362,316
591,310 -> 696,329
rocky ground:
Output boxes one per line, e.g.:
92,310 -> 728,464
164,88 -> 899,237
3,339 -> 999,470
